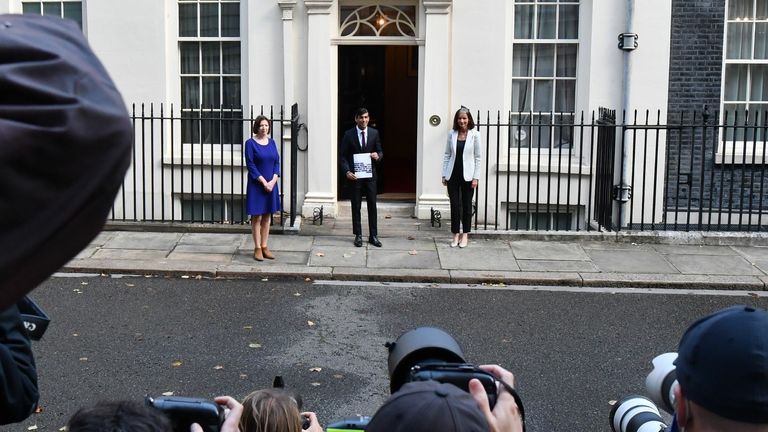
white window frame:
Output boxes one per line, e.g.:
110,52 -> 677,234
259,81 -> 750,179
718,0 -> 768,164
509,0 -> 579,157
177,0 -> 243,148
20,0 -> 85,32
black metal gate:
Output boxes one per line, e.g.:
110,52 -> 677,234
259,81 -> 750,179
593,108 -> 617,231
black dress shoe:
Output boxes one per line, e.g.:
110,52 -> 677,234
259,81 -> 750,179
368,236 -> 382,247
354,235 -> 363,247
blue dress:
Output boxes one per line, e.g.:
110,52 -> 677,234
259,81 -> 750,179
245,137 -> 281,216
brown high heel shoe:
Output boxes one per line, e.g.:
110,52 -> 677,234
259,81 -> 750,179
261,246 -> 275,260
254,247 -> 264,261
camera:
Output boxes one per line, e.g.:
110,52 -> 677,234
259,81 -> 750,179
145,396 -> 224,432
386,327 -> 522,413
609,352 -> 679,432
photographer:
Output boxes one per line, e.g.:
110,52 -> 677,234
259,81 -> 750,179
667,305 -> 768,432
240,388 -> 323,432
365,364 -> 523,432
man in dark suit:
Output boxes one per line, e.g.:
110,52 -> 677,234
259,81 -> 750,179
339,108 -> 383,247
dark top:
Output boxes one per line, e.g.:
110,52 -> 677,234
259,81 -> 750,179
339,127 -> 384,180
452,139 -> 466,182
0,304 -> 39,424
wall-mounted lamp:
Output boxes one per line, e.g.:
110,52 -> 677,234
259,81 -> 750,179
618,32 -> 638,51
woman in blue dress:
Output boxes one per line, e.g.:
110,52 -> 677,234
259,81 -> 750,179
245,115 -> 281,261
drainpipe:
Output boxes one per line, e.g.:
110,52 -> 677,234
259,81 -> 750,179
617,0 -> 637,229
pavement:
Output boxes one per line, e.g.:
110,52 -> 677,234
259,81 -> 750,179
61,214 -> 768,290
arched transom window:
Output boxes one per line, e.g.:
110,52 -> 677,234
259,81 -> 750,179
339,5 -> 416,37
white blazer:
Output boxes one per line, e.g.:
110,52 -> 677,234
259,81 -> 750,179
442,128 -> 482,181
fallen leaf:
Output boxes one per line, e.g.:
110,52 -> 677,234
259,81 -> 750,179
342,253 -> 352,258
294,292 -> 302,296
27,425 -> 37,430
181,275 -> 190,279
407,235 -> 416,240
307,321 -> 316,327
195,275 -> 202,280
248,342 -> 262,349
79,357 -> 88,362
261,278 -> 269,282
315,252 -> 325,257
80,282 -> 88,285
59,428 -> 66,432
171,360 -> 183,367
309,367 -> 322,372
304,278 -> 312,282
333,374 -> 344,379
385,214 -> 392,219
608,400 -> 617,406
125,283 -> 135,287
72,333 -> 79,337
34,406 -> 43,413
213,365 -> 224,370
162,391 -> 174,396
408,250 -> 418,255
239,373 -> 248,379
243,325 -> 253,330
310,382 -> 322,387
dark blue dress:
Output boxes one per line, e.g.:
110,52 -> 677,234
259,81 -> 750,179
245,137 -> 281,216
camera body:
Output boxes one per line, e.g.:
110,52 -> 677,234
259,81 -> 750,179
145,396 -> 224,432
409,362 -> 499,408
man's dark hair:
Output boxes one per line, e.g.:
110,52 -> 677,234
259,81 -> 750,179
67,400 -> 172,432
355,107 -> 369,118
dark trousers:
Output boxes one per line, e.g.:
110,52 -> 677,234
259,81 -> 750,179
447,178 -> 474,234
350,178 -> 378,237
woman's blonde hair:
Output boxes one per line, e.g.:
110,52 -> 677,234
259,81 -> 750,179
240,389 -> 302,432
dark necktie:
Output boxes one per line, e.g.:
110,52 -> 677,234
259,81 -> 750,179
360,130 -> 366,150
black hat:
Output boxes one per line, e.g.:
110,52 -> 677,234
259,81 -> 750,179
674,305 -> 768,423
0,14 -> 132,308
365,380 -> 489,432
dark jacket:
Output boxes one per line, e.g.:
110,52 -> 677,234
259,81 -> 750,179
0,304 -> 38,424
338,126 -> 383,179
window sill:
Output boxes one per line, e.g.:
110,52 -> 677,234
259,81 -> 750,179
714,152 -> 768,165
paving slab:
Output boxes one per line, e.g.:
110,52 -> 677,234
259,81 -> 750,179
732,245 -> 768,261
102,232 -> 182,250
372,237 -> 436,250
581,273 -> 764,290
586,249 -> 678,274
166,251 -> 233,263
651,244 -> 736,256
666,254 -> 764,276
231,250 -> 309,266
75,246 -> 98,260
511,240 -> 589,260
174,244 -> 240,254
438,245 -> 519,271
90,231 -> 117,246
517,260 -> 599,272
580,241 -> 653,250
367,249 -> 440,269
330,267 -> 451,283
312,236 -> 358,248
308,246 -> 366,267
240,235 -> 315,251
178,233 -> 245,246
91,249 -> 169,261
449,270 -> 582,286
63,258 -> 218,277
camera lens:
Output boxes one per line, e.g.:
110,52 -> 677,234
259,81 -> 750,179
386,327 -> 466,393
645,352 -> 678,413
609,395 -> 667,432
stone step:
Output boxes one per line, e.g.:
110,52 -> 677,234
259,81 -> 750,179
336,200 -> 415,218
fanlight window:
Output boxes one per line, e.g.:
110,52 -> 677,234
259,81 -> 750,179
340,5 -> 416,37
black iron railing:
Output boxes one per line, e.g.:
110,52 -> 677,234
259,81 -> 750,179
473,109 -> 768,232
113,103 -> 300,227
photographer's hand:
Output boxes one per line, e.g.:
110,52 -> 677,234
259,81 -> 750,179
300,411 -> 325,432
190,396 -> 243,432
469,364 -> 523,432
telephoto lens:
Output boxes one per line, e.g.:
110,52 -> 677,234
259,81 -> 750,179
645,352 -> 678,413
609,395 -> 667,432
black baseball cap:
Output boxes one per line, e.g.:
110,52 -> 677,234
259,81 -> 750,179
674,305 -> 768,423
365,380 -> 489,432
0,14 -> 132,308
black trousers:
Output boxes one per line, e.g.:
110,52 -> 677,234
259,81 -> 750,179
350,178 -> 378,237
447,178 -> 474,234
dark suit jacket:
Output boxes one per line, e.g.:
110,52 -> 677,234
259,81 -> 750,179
338,127 -> 383,180
0,304 -> 38,424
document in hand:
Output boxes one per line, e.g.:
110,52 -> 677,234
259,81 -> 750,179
353,153 -> 373,178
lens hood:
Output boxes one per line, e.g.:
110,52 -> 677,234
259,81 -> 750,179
386,327 -> 467,393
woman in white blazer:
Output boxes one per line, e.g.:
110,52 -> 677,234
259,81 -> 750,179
442,107 -> 482,248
